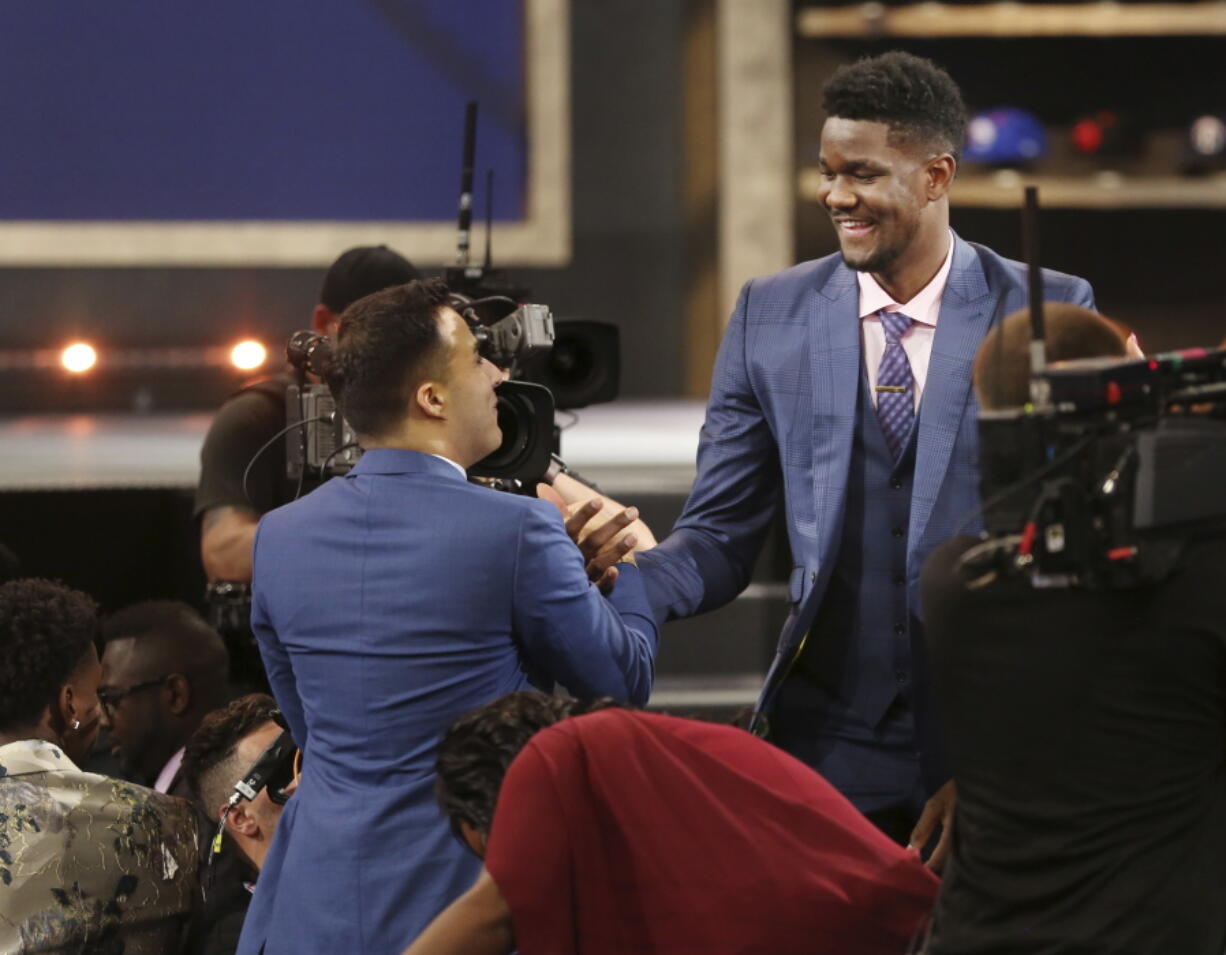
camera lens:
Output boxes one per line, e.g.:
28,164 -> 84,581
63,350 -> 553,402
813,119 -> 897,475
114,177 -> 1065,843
480,391 -> 530,471
549,341 -> 591,384
468,381 -> 555,481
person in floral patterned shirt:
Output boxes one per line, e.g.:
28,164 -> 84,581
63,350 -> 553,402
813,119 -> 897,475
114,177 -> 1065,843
0,578 -> 198,953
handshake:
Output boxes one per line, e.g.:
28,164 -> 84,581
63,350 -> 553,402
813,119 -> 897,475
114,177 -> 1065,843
537,473 -> 658,592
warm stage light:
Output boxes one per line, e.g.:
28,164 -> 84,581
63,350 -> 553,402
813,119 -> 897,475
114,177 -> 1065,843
230,340 -> 267,370
61,342 -> 97,373
1190,115 -> 1226,158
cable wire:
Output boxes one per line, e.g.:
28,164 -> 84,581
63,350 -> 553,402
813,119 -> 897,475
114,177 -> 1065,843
241,414 -> 334,509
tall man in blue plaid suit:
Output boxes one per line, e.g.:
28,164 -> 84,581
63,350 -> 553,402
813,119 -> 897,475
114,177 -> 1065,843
637,52 -> 1095,866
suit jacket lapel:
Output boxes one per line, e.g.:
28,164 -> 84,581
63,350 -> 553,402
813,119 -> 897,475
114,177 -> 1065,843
800,264 -> 861,617
910,235 -> 991,554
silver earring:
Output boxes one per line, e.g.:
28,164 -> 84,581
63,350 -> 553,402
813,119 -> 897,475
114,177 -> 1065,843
71,719 -> 81,731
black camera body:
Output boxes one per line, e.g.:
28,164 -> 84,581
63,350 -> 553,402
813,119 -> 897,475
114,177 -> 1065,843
475,302 -> 555,370
974,348 -> 1226,589
279,99 -> 619,488
285,380 -> 361,480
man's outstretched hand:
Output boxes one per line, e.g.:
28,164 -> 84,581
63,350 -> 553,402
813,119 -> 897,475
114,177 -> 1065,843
537,477 -> 658,591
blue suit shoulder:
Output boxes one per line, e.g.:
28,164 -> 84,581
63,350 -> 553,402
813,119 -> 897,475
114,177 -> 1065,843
434,479 -> 565,525
963,240 -> 1095,305
257,469 -> 561,536
734,253 -> 847,324
735,239 -> 1094,315
253,475 -> 344,540
750,252 -> 846,292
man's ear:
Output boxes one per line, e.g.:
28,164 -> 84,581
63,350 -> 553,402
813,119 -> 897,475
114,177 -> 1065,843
926,154 -> 957,200
225,803 -> 260,839
413,379 -> 448,421
51,684 -> 75,735
311,304 -> 339,337
164,673 -> 192,717
459,821 -> 488,859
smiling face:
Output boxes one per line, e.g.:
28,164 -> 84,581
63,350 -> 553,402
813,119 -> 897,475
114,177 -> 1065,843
816,117 -> 952,287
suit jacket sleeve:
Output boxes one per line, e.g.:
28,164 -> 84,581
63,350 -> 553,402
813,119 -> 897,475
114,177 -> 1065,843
512,501 -> 658,705
251,522 -> 306,744
1065,276 -> 1096,310
637,280 -> 783,623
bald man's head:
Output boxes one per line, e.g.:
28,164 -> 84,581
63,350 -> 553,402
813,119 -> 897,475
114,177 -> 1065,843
105,598 -> 227,661
975,304 -> 1129,411
98,601 -> 232,783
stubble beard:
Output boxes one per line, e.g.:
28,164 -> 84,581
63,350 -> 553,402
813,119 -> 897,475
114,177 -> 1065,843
840,240 -> 904,275
836,211 -> 921,278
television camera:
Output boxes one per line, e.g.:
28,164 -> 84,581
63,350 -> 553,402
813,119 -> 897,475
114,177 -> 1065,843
963,188 -> 1226,591
283,101 -> 618,487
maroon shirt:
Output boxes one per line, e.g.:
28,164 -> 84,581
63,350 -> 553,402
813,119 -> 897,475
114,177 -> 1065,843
486,709 -> 938,954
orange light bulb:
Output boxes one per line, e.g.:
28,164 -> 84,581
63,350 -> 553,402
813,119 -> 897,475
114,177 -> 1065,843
61,343 -> 97,373
230,340 -> 267,371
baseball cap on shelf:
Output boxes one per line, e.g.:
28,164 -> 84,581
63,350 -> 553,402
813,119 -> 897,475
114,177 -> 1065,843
964,108 -> 1047,165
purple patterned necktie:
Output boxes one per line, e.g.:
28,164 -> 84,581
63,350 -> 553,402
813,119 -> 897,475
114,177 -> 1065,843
875,309 -> 915,459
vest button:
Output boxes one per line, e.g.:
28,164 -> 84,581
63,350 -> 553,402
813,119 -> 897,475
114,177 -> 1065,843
895,670 -> 907,684
891,527 -> 904,538
893,622 -> 905,635
893,573 -> 905,586
890,477 -> 903,489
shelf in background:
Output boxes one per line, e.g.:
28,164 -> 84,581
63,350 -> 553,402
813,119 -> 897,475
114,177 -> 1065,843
796,2 -> 1226,37
797,168 -> 1226,208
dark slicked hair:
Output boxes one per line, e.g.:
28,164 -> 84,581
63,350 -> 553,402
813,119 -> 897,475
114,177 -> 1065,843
181,693 -> 279,819
0,579 -> 98,730
330,278 -> 452,439
975,304 -> 1128,410
822,51 -> 967,161
435,691 -> 618,836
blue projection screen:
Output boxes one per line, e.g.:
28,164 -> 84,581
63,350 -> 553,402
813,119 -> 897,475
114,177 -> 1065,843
0,0 -> 570,266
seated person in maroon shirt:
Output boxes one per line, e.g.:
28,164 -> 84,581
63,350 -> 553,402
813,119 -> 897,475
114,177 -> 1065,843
403,692 -> 939,955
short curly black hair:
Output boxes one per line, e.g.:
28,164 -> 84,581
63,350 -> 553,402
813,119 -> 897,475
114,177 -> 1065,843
0,579 -> 98,730
822,51 -> 967,161
435,691 -> 618,836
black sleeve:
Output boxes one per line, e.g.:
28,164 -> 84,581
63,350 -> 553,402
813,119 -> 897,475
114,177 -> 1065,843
195,908 -> 248,955
1154,535 -> 1226,651
195,384 -> 288,520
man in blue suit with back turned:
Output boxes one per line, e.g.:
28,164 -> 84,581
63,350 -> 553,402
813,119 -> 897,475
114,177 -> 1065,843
237,279 -> 657,954
636,52 -> 1094,868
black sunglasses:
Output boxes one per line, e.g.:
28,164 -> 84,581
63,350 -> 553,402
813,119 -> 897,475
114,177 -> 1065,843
96,675 -> 170,714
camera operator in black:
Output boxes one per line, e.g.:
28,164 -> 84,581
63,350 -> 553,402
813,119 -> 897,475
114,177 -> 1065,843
195,246 -> 419,688
921,305 -> 1226,954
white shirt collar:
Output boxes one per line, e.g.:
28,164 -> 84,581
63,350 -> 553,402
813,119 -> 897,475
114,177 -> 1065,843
154,746 -> 185,794
856,230 -> 955,327
430,453 -> 467,479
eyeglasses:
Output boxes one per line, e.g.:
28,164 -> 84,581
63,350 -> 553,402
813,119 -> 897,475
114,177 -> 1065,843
96,675 -> 170,715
